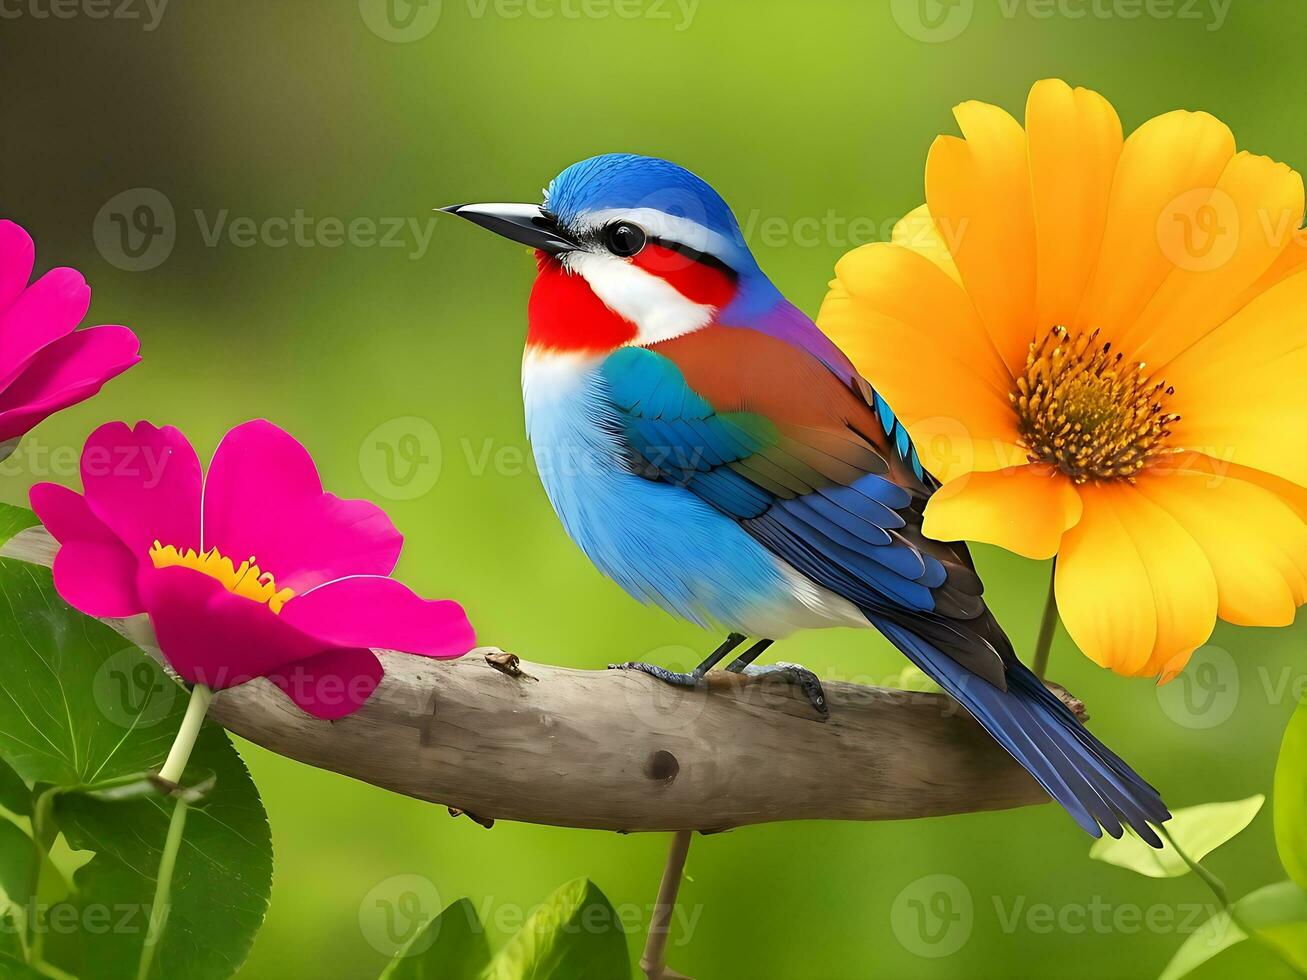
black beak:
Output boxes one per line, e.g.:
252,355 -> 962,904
438,203 -> 578,255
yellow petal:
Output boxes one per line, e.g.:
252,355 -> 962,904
1055,483 -> 1217,678
1026,80 -> 1123,330
925,100 -> 1037,373
1075,110 -> 1236,346
1166,266 -> 1307,487
818,243 -> 1021,479
890,204 -> 961,283
1126,151 -> 1304,370
1135,454 -> 1307,627
922,464 -> 1081,560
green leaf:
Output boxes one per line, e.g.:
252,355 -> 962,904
483,879 -> 630,980
0,760 -> 30,818
1090,795 -> 1264,877
0,818 -> 36,910
1159,881 -> 1307,980
50,723 -> 272,980
0,560 -> 181,788
1275,696 -> 1307,889
0,558 -> 271,979
0,505 -> 38,550
378,898 -> 492,980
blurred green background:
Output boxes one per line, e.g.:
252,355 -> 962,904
3,0 -> 1306,977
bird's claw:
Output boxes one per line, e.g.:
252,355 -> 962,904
607,661 -> 704,688
738,661 -> 829,718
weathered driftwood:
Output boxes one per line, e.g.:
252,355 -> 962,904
2,525 -> 1064,832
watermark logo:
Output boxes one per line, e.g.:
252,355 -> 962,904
92,650 -> 177,729
891,0 -> 974,42
358,0 -> 443,42
1157,187 -> 1240,272
93,188 -> 176,272
1156,644 -> 1239,729
359,874 -> 443,957
0,0 -> 170,31
890,873 -> 974,957
359,417 -> 443,501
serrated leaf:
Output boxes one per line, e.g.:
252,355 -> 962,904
0,558 -> 271,979
483,878 -> 630,980
378,898 -> 492,980
0,505 -> 38,550
51,723 -> 272,980
0,559 -> 180,788
1090,795 -> 1264,877
1275,697 -> 1307,890
1158,881 -> 1307,980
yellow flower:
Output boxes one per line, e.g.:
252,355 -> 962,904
819,79 -> 1307,681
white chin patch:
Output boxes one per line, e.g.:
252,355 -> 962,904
562,251 -> 715,346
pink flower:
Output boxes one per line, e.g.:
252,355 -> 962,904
0,220 -> 139,452
31,419 -> 476,718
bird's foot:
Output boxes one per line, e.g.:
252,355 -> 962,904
736,661 -> 829,718
608,661 -> 704,688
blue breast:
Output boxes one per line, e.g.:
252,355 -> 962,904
522,352 -> 790,629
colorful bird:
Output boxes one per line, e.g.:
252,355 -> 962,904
443,153 -> 1170,844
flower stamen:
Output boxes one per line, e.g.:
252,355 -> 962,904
1011,325 -> 1181,484
149,541 -> 296,613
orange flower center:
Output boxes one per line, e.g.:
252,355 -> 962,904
1011,325 -> 1180,484
149,541 -> 296,614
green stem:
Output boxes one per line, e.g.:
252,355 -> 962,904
1031,561 -> 1058,679
135,799 -> 190,980
136,683 -> 210,980
157,684 -> 211,786
1160,826 -> 1307,978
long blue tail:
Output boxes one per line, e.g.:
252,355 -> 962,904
873,616 -> 1171,844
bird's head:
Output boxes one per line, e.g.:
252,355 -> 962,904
443,153 -> 778,355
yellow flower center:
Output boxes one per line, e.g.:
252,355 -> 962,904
149,541 -> 296,614
1011,325 -> 1180,484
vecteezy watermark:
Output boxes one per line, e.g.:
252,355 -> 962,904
92,189 -> 441,272
892,876 -> 1232,958
1155,644 -> 1239,730
359,0 -> 697,41
359,874 -> 444,957
0,0 -> 169,31
93,188 -> 177,273
359,417 -> 443,501
890,874 -> 975,957
92,649 -> 177,729
893,0 -> 1231,42
358,0 -> 443,42
1,901 -> 152,936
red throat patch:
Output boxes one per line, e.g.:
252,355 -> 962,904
527,255 -> 639,353
526,248 -> 739,353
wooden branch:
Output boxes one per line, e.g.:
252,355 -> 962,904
2,526 -> 1065,833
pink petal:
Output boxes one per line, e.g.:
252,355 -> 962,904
0,221 -> 35,313
81,421 -> 201,558
53,541 -> 143,618
281,576 -> 475,657
0,268 -> 89,389
0,326 -> 140,443
30,482 -> 142,617
202,419 -> 402,591
138,565 -> 322,689
267,647 -> 383,719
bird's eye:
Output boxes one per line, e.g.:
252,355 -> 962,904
602,222 -> 647,258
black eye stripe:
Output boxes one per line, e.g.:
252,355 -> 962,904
646,235 -> 738,279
